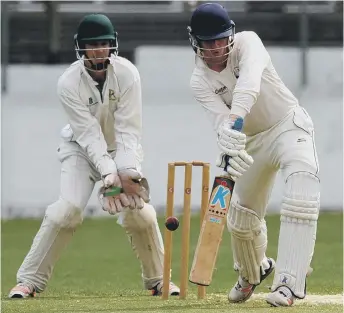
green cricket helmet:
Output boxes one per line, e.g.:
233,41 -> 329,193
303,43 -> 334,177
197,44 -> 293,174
74,14 -> 119,71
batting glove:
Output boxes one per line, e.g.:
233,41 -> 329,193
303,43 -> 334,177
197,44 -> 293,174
216,150 -> 254,181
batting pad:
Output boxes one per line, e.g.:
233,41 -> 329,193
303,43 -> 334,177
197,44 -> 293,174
227,202 -> 268,285
272,172 -> 320,298
118,204 -> 164,289
17,198 -> 83,292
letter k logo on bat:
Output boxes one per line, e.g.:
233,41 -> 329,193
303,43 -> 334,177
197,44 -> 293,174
210,186 -> 230,209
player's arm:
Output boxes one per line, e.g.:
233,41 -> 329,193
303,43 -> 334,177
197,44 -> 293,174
190,77 -> 232,132
57,81 -> 116,177
57,81 -> 130,214
113,70 -> 150,205
113,72 -> 142,171
191,77 -> 253,180
230,31 -> 270,119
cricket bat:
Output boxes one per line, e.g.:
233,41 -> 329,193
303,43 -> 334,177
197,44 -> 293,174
189,117 -> 243,286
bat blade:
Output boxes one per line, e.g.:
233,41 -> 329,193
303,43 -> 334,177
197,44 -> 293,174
189,175 -> 235,286
189,117 -> 243,286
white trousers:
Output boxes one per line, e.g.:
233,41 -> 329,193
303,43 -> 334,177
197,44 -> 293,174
17,141 -> 165,292
232,106 -> 319,217
228,106 -> 319,296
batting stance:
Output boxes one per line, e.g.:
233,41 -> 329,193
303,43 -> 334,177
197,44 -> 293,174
188,3 -> 319,307
9,14 -> 179,298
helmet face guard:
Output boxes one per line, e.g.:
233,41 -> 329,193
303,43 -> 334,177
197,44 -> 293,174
187,3 -> 236,65
74,14 -> 119,72
74,34 -> 119,72
187,24 -> 235,65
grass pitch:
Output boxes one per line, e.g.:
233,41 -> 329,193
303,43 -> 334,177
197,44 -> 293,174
1,212 -> 343,312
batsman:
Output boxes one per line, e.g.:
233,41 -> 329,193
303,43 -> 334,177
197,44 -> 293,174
188,3 -> 320,307
8,14 -> 180,298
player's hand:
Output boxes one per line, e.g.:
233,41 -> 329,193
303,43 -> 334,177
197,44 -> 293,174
118,168 -> 151,210
99,172 -> 130,215
216,150 -> 254,181
217,119 -> 246,157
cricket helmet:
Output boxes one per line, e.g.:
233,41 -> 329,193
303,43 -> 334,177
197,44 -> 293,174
187,3 -> 235,62
74,14 -> 118,71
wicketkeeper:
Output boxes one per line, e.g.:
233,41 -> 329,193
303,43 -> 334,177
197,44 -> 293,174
9,13 -> 179,299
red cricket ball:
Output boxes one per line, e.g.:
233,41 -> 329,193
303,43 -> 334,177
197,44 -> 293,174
165,216 -> 179,231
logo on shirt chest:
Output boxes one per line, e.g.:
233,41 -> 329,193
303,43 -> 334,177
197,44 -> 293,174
214,86 -> 228,95
109,89 -> 116,101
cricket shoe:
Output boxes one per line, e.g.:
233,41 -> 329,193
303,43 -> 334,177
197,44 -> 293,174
266,286 -> 295,307
151,281 -> 180,296
228,257 -> 275,303
8,283 -> 36,299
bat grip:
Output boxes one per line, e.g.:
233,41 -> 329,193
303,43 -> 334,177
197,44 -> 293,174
232,117 -> 244,132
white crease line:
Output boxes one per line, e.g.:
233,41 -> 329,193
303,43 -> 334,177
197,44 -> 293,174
252,293 -> 344,305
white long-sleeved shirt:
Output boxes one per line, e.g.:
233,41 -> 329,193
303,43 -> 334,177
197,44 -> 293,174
190,31 -> 299,136
57,55 -> 142,177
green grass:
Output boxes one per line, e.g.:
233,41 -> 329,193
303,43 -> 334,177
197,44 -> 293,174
1,212 -> 343,312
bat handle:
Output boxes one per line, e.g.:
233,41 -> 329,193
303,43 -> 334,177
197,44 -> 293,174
231,117 -> 244,132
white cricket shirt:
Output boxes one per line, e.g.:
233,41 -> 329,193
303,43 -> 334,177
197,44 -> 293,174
57,55 -> 142,176
190,31 -> 299,136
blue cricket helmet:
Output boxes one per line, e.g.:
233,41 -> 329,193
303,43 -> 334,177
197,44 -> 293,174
188,3 -> 235,41
187,3 -> 236,63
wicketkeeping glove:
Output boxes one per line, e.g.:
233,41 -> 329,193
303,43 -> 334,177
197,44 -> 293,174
118,168 -> 150,210
98,172 -> 130,215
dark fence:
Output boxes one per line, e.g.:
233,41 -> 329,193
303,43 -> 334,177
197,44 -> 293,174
7,11 -> 343,64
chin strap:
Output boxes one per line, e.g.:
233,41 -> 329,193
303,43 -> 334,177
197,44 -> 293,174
87,58 -> 110,71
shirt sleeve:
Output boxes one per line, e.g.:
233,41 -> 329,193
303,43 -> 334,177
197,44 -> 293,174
113,76 -> 142,170
230,31 -> 270,118
191,77 -> 231,133
57,83 -> 116,177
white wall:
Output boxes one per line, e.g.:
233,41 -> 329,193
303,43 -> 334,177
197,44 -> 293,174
1,47 -> 342,218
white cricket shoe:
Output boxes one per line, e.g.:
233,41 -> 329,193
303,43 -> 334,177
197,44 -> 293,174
151,281 -> 180,296
266,286 -> 295,307
8,283 -> 36,299
228,257 -> 275,303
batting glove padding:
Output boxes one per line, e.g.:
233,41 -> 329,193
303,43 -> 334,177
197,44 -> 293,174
217,119 -> 247,157
216,150 -> 254,180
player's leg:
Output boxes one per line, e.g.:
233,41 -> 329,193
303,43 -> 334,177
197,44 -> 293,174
116,203 -> 179,296
9,142 -> 97,298
112,149 -> 179,296
227,137 -> 277,303
267,107 -> 320,307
